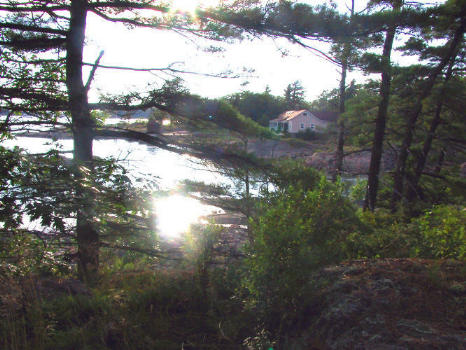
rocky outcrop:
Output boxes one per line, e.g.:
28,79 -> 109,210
248,139 -> 316,159
303,259 -> 465,349
247,139 -> 397,175
304,150 -> 396,175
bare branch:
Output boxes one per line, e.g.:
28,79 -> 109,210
84,50 -> 104,92
82,61 -> 241,79
288,35 -> 340,65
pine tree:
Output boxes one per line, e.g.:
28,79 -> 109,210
284,80 -> 305,110
390,1 -> 465,209
333,0 -> 357,181
0,0 -> 268,282
363,0 -> 403,211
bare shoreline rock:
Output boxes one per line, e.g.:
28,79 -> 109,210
300,259 -> 465,350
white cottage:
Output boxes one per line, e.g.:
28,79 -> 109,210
269,110 -> 338,133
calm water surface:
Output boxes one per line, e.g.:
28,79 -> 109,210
5,137 -> 227,189
5,137 -> 229,238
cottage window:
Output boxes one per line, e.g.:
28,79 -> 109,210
311,124 -> 315,129
300,123 -> 304,129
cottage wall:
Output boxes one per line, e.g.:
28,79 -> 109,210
288,111 -> 328,133
269,110 -> 331,133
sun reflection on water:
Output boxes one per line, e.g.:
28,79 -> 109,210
153,195 -> 214,240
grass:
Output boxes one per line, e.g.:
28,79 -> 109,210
0,266 -> 253,350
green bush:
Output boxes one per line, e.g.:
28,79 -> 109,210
413,205 -> 465,259
346,205 -> 465,260
295,128 -> 318,141
346,209 -> 417,259
268,158 -> 322,192
243,177 -> 361,337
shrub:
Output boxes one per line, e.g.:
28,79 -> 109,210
346,209 -> 417,259
346,205 -> 465,260
413,205 -> 465,260
295,128 -> 318,141
243,177 -> 361,337
267,159 -> 321,192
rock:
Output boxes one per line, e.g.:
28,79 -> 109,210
300,259 -> 465,350
304,150 -> 396,175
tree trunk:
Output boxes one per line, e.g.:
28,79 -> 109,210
333,60 -> 348,181
434,148 -> 446,175
391,16 -> 465,210
333,0 -> 354,182
67,0 -> 98,283
364,13 -> 398,211
243,138 -> 254,243
406,55 -> 457,202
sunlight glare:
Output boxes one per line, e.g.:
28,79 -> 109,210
170,0 -> 219,15
154,195 -> 208,239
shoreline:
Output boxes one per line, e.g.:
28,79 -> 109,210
12,130 -> 385,176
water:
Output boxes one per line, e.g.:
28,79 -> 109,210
4,137 -> 227,189
4,137 -> 231,238
4,136 -> 361,237
4,136 -> 361,191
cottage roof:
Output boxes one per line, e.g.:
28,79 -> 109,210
311,111 -> 339,122
270,109 -> 339,123
270,110 -> 308,122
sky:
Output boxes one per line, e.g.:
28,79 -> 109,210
82,0 -> 438,103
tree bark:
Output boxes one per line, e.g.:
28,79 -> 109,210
391,16 -> 465,210
243,138 -> 254,244
333,0 -> 354,182
434,148 -> 445,175
66,0 -> 98,283
333,60 -> 348,181
364,8 -> 398,211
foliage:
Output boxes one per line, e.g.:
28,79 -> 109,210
295,128 -> 318,141
243,177 -> 361,336
267,158 -> 322,192
347,205 -> 465,260
346,209 -> 417,259
0,266 -> 252,350
310,87 -> 340,112
413,205 -> 465,260
0,144 -> 157,276
349,177 -> 368,202
0,145 -> 74,232
0,232 -> 70,277
1,1 -> 465,347
284,80 -> 307,110
182,224 -> 223,300
225,89 -> 289,126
